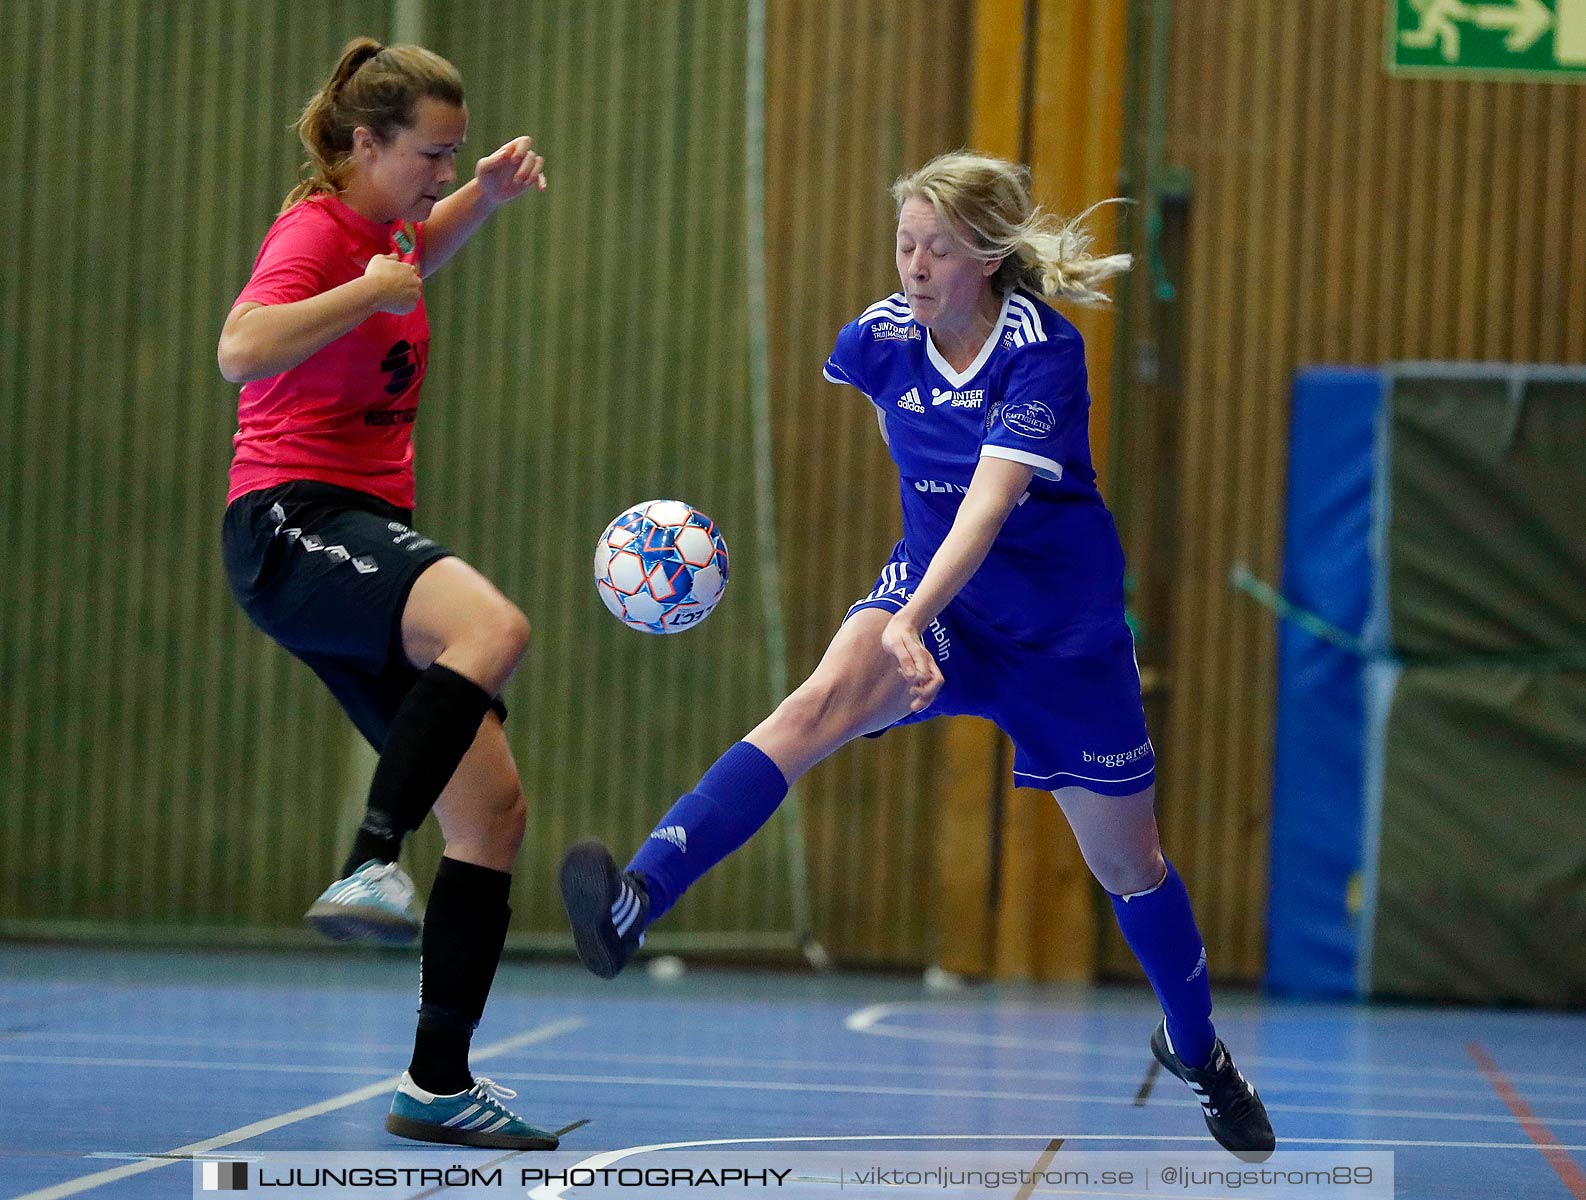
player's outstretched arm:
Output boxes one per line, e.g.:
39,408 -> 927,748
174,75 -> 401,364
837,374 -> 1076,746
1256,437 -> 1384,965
881,455 -> 1035,710
423,135 -> 547,277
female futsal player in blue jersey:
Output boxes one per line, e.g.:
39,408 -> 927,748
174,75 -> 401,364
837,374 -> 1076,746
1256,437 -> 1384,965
560,151 -> 1274,1158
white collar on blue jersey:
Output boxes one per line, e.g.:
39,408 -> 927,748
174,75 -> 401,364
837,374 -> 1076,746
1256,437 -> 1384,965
925,290 -> 1014,390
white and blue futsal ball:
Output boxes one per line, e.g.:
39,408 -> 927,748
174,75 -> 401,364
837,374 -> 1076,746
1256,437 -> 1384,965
594,499 -> 729,634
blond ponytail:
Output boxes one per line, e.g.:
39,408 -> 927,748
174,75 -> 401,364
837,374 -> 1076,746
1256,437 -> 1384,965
892,151 -> 1132,308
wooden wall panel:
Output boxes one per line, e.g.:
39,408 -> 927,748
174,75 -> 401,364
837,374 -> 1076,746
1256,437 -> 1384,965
764,0 -> 973,965
1108,0 -> 1586,983
929,0 -> 1028,982
1016,0 -> 1129,981
415,0 -> 796,948
2,1 -> 964,963
0,0 -> 392,936
936,0 -> 1129,983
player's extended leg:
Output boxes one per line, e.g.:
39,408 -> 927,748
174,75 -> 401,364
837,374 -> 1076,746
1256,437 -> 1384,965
1054,784 -> 1274,1159
560,607 -> 916,978
306,557 -> 530,944
384,712 -> 558,1151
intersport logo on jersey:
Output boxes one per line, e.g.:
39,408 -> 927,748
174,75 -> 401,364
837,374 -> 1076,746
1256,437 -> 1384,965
930,387 -> 985,409
899,387 -> 986,412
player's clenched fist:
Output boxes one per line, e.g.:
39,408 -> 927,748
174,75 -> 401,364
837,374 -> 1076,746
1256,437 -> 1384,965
364,253 -> 422,315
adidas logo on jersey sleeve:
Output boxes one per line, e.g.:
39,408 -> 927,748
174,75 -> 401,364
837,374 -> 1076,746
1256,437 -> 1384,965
1003,293 -> 1050,349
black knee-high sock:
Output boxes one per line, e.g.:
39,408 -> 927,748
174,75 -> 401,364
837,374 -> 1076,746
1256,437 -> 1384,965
342,664 -> 495,877
407,856 -> 513,1095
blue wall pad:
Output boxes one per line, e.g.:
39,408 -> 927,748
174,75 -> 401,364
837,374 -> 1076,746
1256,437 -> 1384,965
1265,368 -> 1383,998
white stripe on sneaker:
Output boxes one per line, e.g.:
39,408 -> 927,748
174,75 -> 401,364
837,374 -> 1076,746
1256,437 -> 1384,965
618,887 -> 643,938
442,1103 -> 481,1128
611,890 -> 636,927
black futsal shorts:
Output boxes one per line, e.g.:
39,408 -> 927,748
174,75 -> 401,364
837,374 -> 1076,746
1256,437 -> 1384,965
221,480 -> 505,749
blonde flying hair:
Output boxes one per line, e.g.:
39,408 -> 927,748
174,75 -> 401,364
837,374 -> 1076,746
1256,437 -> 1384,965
282,37 -> 465,213
892,151 -> 1131,307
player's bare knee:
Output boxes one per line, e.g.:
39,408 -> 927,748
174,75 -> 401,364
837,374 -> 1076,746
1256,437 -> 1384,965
1091,849 -> 1166,898
488,601 -> 531,662
447,784 -> 525,857
507,608 -> 532,666
461,600 -> 531,684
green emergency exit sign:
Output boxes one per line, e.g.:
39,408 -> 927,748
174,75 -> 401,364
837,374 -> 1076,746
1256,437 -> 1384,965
1390,0 -> 1586,79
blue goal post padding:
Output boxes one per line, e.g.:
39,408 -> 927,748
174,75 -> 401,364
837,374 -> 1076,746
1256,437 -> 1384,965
1264,367 -> 1384,998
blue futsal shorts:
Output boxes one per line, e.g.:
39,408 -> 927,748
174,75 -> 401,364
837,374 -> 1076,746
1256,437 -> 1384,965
845,543 -> 1155,796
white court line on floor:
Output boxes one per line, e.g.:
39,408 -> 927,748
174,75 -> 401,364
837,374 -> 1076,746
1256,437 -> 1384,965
527,1131 -> 1586,1200
11,1034 -> 1586,1106
483,1071 -> 1586,1129
454,1049 -> 1586,1105
844,1003 -> 1586,1089
8,1018 -> 585,1200
1,1032 -> 411,1052
7,1051 -> 1586,1130
845,997 -> 1584,1032
0,1054 -> 393,1076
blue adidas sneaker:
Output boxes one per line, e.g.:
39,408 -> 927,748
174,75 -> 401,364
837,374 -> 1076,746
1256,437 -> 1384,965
304,860 -> 423,945
385,1072 -> 559,1150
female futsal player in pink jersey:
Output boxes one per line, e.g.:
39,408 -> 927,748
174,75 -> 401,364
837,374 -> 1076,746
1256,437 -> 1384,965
219,37 -> 554,1149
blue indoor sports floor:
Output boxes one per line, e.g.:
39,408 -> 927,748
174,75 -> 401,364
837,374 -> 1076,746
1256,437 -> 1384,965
3,944 -> 1584,1199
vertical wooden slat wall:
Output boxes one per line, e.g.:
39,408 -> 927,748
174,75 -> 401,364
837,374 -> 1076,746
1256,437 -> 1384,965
0,0 -> 974,964
930,0 -> 1027,981
411,0 -> 799,947
997,0 -> 1129,981
933,0 -> 1129,983
1108,0 -> 1586,982
763,0 -> 972,964
0,0 -> 392,937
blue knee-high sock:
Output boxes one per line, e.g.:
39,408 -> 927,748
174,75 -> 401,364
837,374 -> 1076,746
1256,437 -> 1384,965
627,741 -> 789,921
1108,859 -> 1216,1068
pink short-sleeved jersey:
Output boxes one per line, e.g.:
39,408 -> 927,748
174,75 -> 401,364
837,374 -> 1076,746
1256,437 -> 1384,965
227,194 -> 429,508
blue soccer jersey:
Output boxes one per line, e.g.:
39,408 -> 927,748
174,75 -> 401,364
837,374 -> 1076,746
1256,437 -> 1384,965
823,289 -> 1129,652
